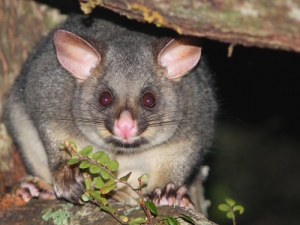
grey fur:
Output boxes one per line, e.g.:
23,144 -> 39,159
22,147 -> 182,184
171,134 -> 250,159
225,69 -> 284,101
4,14 -> 217,204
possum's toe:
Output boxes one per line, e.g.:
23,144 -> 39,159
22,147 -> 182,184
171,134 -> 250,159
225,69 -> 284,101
151,183 -> 194,209
13,175 -> 56,202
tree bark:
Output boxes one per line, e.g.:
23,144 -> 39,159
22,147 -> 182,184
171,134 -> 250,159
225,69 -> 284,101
0,0 -> 66,114
0,199 -> 216,225
80,0 -> 300,53
0,0 -> 66,198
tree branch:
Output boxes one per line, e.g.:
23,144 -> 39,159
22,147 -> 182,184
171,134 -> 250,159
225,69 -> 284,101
0,198 -> 216,225
79,0 -> 300,52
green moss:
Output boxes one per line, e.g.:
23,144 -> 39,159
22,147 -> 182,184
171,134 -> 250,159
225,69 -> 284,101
42,203 -> 73,225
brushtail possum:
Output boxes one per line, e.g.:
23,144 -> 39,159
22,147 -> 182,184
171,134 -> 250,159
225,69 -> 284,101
4,13 -> 217,207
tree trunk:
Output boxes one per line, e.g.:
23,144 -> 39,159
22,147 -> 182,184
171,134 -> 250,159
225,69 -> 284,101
0,0 -> 66,199
80,0 -> 300,53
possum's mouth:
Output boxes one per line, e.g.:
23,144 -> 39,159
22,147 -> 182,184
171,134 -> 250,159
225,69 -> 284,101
105,136 -> 148,148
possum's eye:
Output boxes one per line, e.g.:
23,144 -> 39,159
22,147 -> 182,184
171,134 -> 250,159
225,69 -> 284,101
142,93 -> 156,108
99,92 -> 112,107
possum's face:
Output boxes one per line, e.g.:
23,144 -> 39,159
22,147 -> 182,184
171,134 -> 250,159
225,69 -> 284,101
53,29 -> 201,153
77,61 -> 181,153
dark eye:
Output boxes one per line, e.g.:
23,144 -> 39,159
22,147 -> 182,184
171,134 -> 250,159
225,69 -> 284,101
99,92 -> 112,107
142,93 -> 156,108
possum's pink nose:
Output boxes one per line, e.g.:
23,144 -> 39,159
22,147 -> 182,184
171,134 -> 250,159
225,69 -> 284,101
114,110 -> 137,141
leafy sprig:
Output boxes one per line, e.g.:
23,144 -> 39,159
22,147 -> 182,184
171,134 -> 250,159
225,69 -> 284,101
63,138 -> 195,225
218,198 -> 244,225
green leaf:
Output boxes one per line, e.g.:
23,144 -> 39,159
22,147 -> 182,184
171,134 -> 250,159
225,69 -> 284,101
101,206 -> 116,214
162,220 -> 169,225
89,191 -> 103,203
84,176 -> 91,190
67,158 -> 79,165
233,205 -> 245,214
128,217 -> 147,225
94,177 -> 104,189
107,173 -> 115,179
119,215 -> 128,223
225,198 -> 236,207
100,185 -> 116,195
89,190 -> 108,206
100,197 -> 108,206
218,204 -> 230,211
107,160 -> 119,171
179,214 -> 195,224
92,151 -> 105,160
100,182 -> 116,194
139,174 -> 148,180
167,216 -> 179,225
140,183 -> 147,189
87,152 -> 93,159
81,193 -> 90,202
145,201 -> 158,215
104,179 -> 116,187
226,211 -> 233,219
133,183 -> 148,191
71,154 -> 78,159
89,165 -> 102,174
119,172 -> 132,182
79,161 -> 91,169
79,145 -> 93,156
100,168 -> 111,180
97,152 -> 110,166
69,140 -> 77,150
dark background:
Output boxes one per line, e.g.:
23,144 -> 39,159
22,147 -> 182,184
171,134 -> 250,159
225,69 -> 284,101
203,40 -> 300,225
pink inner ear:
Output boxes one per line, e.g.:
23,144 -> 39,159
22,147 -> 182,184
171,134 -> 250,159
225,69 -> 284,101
54,30 -> 101,80
157,38 -> 201,80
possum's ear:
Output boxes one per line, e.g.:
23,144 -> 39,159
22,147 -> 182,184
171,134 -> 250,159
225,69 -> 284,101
54,29 -> 101,80
157,38 -> 201,80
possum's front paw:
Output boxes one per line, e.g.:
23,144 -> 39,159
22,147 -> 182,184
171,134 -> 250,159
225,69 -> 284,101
52,164 -> 85,203
151,183 -> 194,209
13,175 -> 56,202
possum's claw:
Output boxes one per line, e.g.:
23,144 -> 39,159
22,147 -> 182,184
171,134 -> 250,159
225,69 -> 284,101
13,176 -> 56,203
151,183 -> 194,209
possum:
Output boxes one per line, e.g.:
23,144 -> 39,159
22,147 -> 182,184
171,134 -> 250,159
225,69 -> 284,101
4,13 -> 217,207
